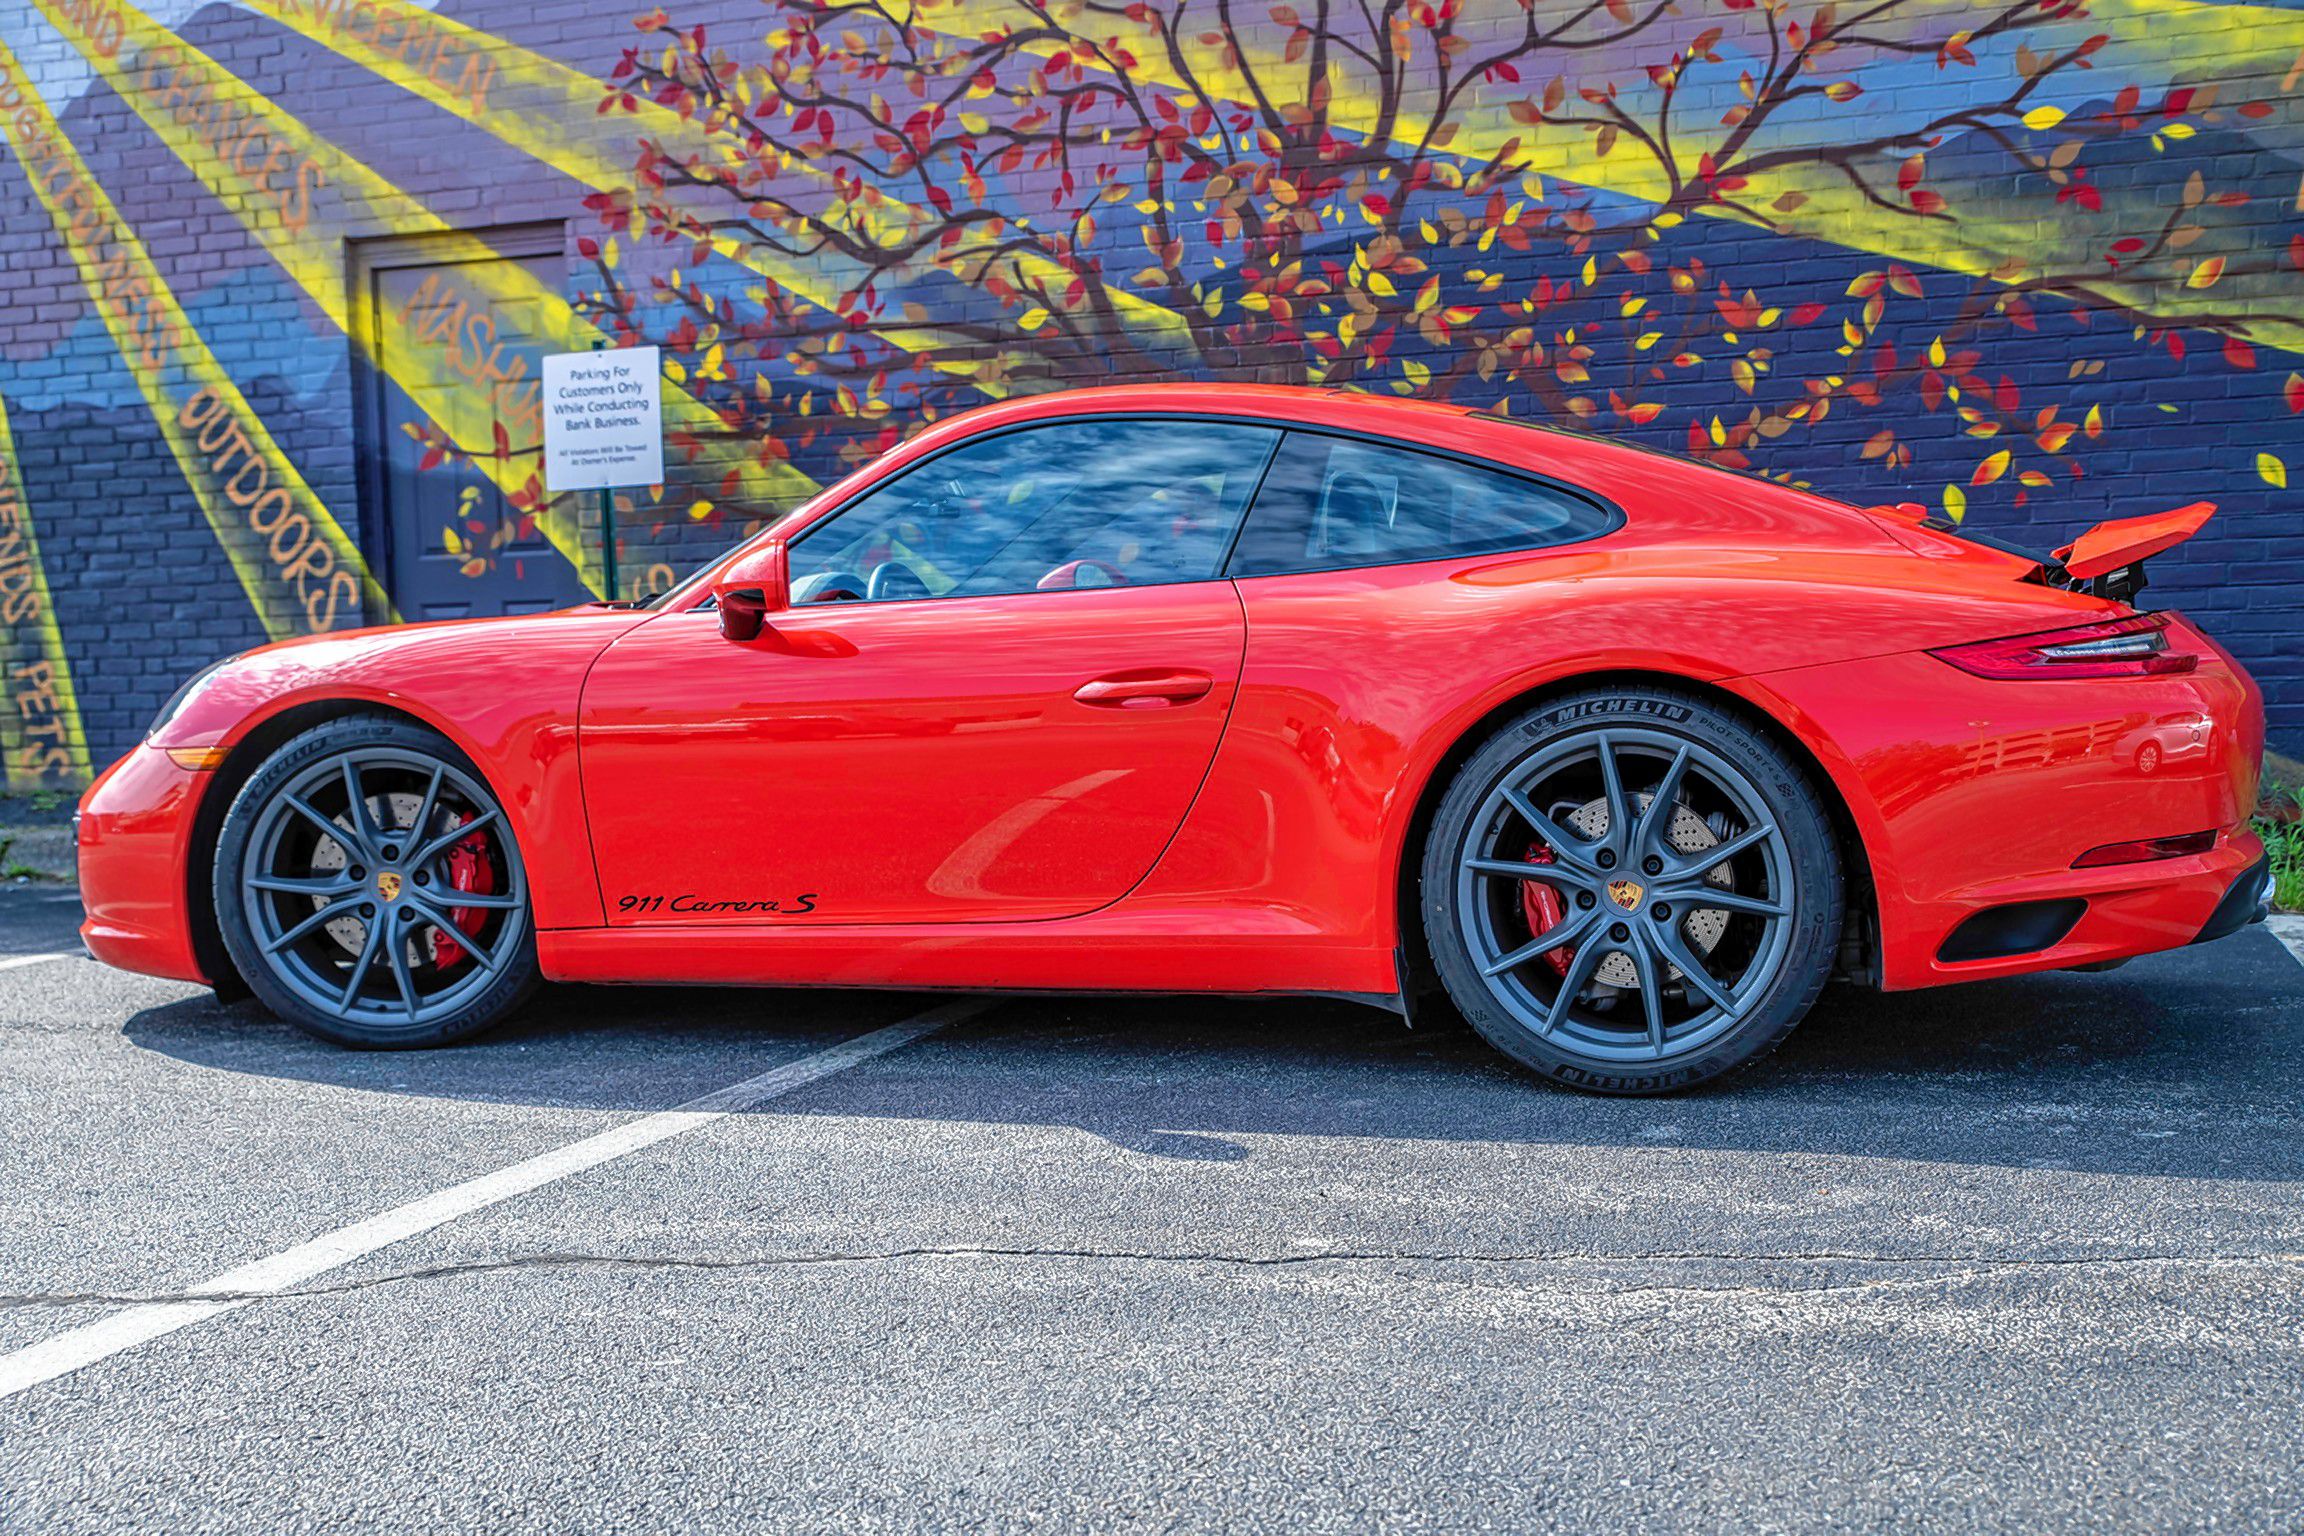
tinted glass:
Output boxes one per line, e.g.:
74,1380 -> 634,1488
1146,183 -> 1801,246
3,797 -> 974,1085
1225,433 -> 1610,578
788,418 -> 1280,604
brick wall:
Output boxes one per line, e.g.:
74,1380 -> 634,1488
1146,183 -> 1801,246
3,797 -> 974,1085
0,0 -> 2298,773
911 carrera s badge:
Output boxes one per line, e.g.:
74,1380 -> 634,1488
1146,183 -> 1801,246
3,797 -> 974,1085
1607,878 -> 1645,911
375,871 -> 403,902
617,892 -> 820,915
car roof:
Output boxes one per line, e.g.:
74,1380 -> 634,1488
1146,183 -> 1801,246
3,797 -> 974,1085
893,383 -> 1626,491
875,383 -> 1895,553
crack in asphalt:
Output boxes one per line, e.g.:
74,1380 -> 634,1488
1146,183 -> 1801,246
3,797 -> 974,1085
4,1245 -> 2298,1313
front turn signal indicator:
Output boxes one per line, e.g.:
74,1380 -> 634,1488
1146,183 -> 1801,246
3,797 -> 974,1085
163,746 -> 231,772
1929,612 -> 2198,681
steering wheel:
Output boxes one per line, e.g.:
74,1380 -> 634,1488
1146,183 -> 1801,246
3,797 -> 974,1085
866,561 -> 933,602
790,569 -> 869,604
1036,558 -> 1130,592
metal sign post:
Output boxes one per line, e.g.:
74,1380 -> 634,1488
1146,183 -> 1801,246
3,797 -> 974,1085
594,339 -> 617,602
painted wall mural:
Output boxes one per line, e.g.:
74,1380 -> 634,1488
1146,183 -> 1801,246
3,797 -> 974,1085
0,0 -> 2298,775
0,398 -> 89,790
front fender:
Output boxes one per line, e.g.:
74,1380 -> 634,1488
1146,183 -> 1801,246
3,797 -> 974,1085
149,610 -> 646,932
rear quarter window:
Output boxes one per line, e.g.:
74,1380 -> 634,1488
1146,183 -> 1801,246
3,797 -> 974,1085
1226,432 -> 1613,578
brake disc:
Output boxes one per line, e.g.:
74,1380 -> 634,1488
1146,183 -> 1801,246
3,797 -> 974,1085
1564,794 -> 1735,989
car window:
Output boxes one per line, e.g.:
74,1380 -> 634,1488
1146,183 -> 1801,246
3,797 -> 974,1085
1225,433 -> 1612,578
786,418 -> 1281,604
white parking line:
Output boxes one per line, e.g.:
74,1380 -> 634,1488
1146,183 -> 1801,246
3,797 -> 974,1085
0,951 -> 80,971
2271,915 -> 2304,973
0,999 -> 989,1402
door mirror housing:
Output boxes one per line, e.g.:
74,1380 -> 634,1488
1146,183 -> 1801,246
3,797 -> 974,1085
713,541 -> 790,643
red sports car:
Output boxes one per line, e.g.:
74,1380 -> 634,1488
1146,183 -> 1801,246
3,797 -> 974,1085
79,385 -> 2273,1093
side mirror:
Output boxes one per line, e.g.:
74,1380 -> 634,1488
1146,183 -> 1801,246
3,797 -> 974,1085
713,541 -> 790,643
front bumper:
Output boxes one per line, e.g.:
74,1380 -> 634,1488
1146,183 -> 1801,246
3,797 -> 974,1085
77,745 -> 212,984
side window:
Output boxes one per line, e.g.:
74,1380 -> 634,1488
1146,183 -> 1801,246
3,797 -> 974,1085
1225,433 -> 1612,578
787,418 -> 1280,604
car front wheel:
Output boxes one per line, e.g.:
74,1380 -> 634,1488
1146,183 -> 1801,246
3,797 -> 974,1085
213,715 -> 539,1048
1421,687 -> 1842,1095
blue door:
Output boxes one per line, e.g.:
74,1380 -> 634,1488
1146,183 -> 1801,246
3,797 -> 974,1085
368,251 -> 593,620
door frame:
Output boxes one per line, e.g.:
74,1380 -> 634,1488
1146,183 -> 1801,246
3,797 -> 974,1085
579,577 -> 1255,927
345,222 -> 567,611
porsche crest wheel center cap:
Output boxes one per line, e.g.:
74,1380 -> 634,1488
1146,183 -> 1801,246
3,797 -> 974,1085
1563,794 -> 1734,988
375,870 -> 403,902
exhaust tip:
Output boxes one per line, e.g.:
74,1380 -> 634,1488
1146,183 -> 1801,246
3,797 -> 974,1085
1938,899 -> 2088,964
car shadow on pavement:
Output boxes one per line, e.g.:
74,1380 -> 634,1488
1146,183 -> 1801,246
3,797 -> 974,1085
119,926 -> 2304,1184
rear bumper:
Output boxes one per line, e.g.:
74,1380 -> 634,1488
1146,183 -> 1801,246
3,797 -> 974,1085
77,745 -> 211,985
2190,847 -> 2275,947
1903,828 -> 2262,986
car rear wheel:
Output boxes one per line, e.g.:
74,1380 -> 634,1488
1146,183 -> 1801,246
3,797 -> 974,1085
213,715 -> 538,1048
1420,687 -> 1841,1094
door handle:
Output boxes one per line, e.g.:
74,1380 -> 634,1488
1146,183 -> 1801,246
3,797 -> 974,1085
1073,670 -> 1215,708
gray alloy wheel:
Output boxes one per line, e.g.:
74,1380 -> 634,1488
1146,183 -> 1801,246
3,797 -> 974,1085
1421,687 -> 1841,1095
212,716 -> 539,1047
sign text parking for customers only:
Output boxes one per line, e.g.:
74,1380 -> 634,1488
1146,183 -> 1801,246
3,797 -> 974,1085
542,347 -> 663,492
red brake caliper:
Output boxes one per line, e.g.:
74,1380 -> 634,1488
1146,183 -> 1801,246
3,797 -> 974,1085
428,814 -> 493,969
1518,841 -> 1576,977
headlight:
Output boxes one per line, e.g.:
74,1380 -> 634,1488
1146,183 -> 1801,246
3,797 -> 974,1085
146,657 -> 236,739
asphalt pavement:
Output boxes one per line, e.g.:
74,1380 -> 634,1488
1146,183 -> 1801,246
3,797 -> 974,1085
1,883 -> 2300,1533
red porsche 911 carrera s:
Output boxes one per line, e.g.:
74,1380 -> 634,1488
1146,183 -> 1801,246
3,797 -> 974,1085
80,384 -> 2272,1093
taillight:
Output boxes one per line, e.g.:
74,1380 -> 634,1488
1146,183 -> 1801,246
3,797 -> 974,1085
1929,612 -> 2198,680
2072,830 -> 2218,869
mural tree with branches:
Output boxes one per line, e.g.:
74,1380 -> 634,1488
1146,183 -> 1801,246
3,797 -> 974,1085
584,0 -> 2300,525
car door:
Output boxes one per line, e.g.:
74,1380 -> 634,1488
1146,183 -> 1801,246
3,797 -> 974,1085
578,416 -> 1281,926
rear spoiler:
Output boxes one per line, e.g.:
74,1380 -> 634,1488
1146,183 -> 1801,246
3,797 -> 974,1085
2050,501 -> 2215,602
1866,499 -> 2215,604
